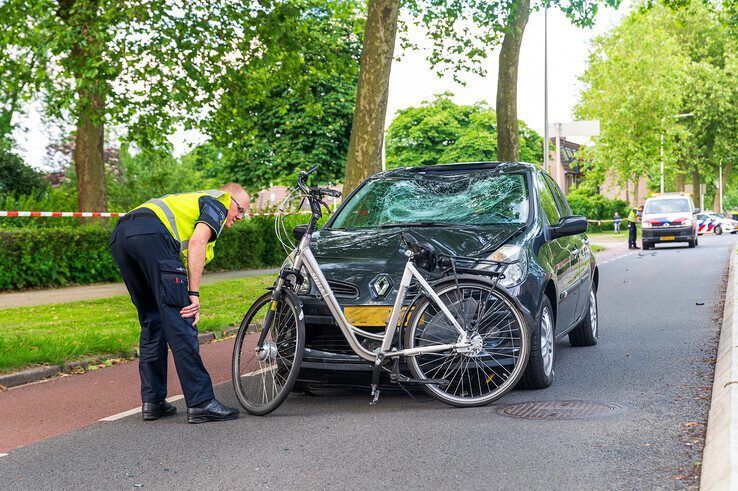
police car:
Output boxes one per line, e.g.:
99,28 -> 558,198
696,212 -> 737,235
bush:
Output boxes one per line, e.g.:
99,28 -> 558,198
0,214 -> 316,291
0,148 -> 47,197
566,188 -> 629,232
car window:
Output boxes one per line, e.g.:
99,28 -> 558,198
330,172 -> 530,229
644,198 -> 690,214
536,173 -> 561,225
543,174 -> 572,216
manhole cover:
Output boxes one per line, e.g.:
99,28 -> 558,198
497,401 -> 620,420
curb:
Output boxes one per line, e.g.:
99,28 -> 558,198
701,248 -> 738,490
0,327 -> 242,390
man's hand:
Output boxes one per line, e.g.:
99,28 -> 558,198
181,295 -> 201,325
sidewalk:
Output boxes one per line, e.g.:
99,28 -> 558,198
0,268 -> 279,309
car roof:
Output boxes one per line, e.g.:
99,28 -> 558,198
380,161 -> 538,178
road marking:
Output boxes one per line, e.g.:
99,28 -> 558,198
99,394 -> 184,422
599,251 -> 639,266
0,453 -> 8,457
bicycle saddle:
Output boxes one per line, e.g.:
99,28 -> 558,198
401,232 -> 437,272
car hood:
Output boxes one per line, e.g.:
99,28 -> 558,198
310,225 -> 520,305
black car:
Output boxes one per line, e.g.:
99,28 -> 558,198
291,162 -> 599,390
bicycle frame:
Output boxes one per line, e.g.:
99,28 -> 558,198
279,233 -> 472,363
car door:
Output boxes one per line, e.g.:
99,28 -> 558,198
535,173 -> 579,332
545,174 -> 590,322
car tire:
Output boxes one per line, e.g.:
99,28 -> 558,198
689,239 -> 696,248
643,241 -> 651,250
519,296 -> 555,390
569,284 -> 599,347
715,225 -> 723,235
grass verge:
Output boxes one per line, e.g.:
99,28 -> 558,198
0,274 -> 276,374
591,244 -> 606,253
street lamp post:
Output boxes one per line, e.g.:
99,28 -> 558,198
660,112 -> 694,194
543,8 -> 549,173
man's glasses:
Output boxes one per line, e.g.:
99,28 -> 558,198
231,197 -> 247,220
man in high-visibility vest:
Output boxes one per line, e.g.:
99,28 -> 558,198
109,183 -> 249,423
627,205 -> 643,249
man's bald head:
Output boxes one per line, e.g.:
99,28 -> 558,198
220,183 -> 250,228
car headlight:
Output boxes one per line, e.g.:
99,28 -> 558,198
682,219 -> 692,227
642,222 -> 652,228
281,249 -> 311,294
475,244 -> 528,289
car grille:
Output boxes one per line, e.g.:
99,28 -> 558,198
305,323 -> 383,356
306,332 -> 355,355
327,280 -> 359,298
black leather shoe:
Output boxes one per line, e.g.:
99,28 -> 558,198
187,399 -> 239,424
142,400 -> 177,421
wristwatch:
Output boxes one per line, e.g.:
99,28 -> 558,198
188,290 -> 200,297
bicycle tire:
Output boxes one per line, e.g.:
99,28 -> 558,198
404,277 -> 530,407
232,289 -> 305,415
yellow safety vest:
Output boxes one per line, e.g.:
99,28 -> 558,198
135,190 -> 231,266
628,210 -> 637,223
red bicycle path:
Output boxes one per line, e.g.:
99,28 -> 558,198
0,336 -> 238,454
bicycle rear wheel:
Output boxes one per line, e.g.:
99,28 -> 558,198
404,278 -> 529,407
232,289 -> 305,415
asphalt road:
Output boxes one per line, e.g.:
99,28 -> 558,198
1,235 -> 733,489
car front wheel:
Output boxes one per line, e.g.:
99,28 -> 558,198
569,285 -> 599,347
715,225 -> 723,235
518,296 -> 555,389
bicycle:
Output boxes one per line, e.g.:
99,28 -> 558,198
232,166 -> 531,415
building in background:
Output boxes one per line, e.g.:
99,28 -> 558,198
548,137 -> 582,195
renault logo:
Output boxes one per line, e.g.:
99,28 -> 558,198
370,274 -> 393,298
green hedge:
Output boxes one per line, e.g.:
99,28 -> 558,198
566,190 -> 629,233
0,215 -> 315,291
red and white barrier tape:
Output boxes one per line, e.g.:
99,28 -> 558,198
0,210 -> 308,218
0,211 -> 124,218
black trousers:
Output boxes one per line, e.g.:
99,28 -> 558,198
109,211 -> 214,407
628,222 -> 637,247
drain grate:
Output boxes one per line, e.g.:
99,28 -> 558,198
497,400 -> 620,420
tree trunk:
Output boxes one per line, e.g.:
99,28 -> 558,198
343,0 -> 400,194
496,0 -> 531,162
692,170 -> 700,209
675,171 -> 686,192
74,88 -> 107,212
711,162 -> 732,212
58,0 -> 108,213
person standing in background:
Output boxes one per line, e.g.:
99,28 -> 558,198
627,206 -> 643,249
613,212 -> 621,234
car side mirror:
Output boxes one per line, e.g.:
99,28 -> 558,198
549,216 -> 588,240
293,224 -> 308,241
693,208 -> 701,214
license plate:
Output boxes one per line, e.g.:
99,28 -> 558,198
660,236 -> 675,241
343,306 -> 413,327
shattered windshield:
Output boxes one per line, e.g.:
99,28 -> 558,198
330,172 -> 529,229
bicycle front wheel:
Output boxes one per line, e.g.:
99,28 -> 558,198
232,289 -> 305,415
404,279 -> 530,407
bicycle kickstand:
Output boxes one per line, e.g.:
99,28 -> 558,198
370,357 -> 383,405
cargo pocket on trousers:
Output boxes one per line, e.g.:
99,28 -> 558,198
159,259 -> 189,307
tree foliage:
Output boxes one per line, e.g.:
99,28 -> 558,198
385,93 -> 542,169
107,145 -> 215,212
576,0 -> 737,205
207,1 -> 364,192
0,147 -> 47,197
